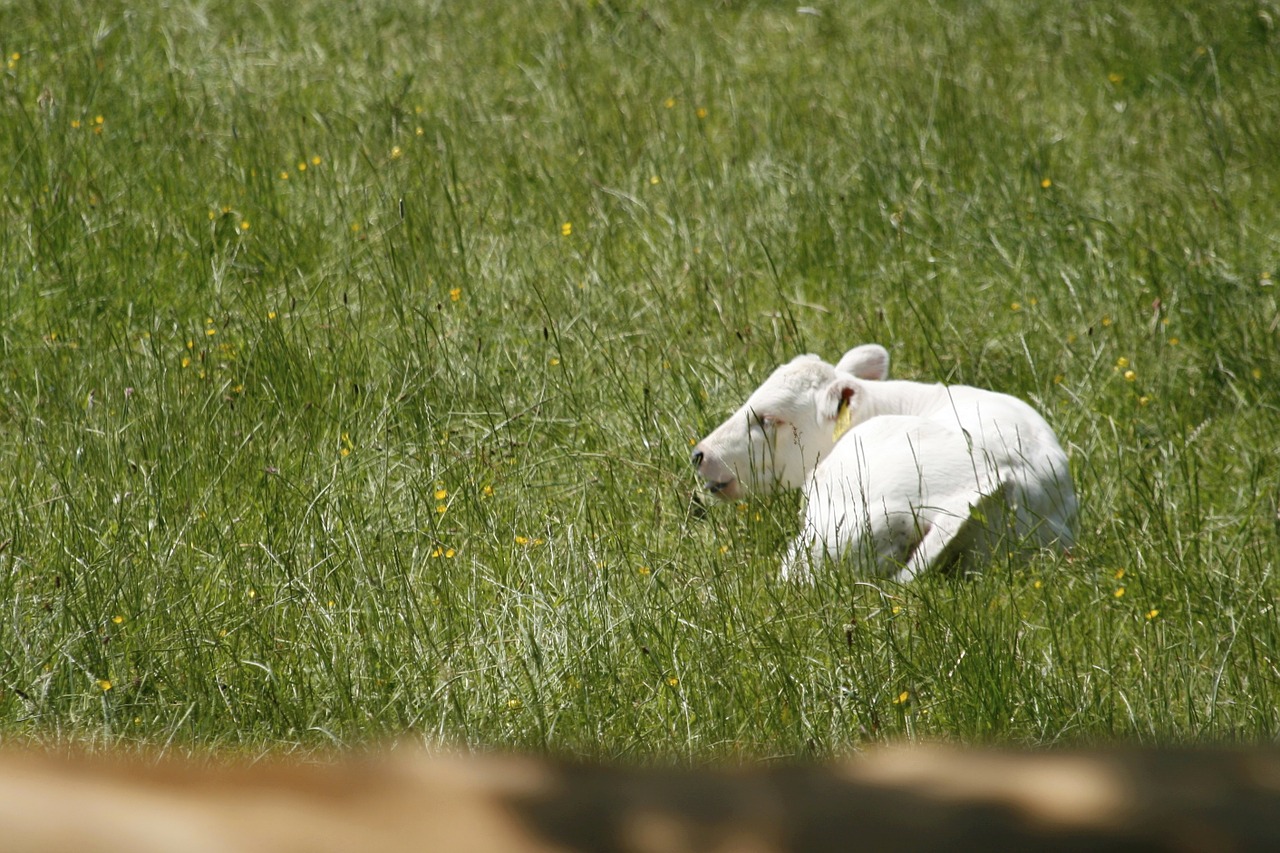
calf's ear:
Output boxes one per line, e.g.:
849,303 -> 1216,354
817,375 -> 860,424
835,344 -> 889,381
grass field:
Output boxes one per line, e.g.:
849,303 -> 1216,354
2,0 -> 1278,759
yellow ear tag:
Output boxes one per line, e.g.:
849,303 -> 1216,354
833,402 -> 853,441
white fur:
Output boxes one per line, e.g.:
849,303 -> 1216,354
692,346 -> 1077,580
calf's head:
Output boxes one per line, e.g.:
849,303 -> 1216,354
691,345 -> 889,500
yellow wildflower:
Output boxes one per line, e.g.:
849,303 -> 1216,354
561,222 -> 572,237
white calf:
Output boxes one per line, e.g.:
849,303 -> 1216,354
692,347 -> 1076,580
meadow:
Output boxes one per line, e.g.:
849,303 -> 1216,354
1,0 -> 1278,759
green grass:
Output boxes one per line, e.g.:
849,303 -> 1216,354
1,0 -> 1278,758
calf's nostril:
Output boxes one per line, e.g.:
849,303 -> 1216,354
691,449 -> 704,468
